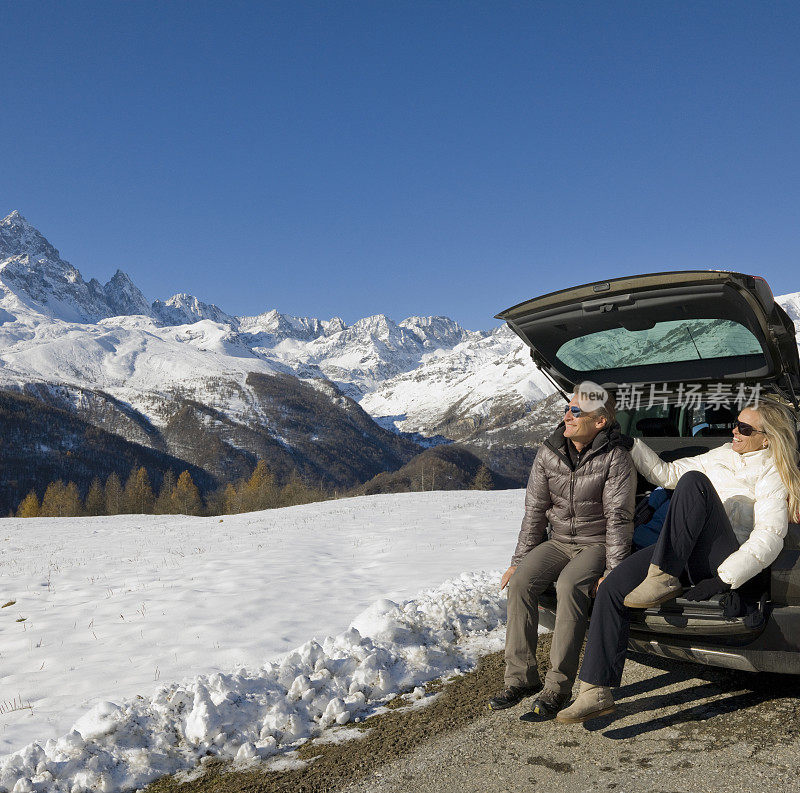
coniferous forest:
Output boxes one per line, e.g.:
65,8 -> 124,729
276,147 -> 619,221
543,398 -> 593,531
12,452 -> 500,518
12,461 -> 331,518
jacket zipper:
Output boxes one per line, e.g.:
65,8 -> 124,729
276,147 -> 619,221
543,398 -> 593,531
546,432 -> 612,539
569,471 -> 576,535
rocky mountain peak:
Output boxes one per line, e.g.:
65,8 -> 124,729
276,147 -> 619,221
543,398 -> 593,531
237,310 -> 348,342
398,315 -> 474,347
351,314 -> 397,335
323,316 -> 347,335
0,212 -> 114,322
0,210 -> 61,262
151,293 -> 235,327
103,269 -> 151,317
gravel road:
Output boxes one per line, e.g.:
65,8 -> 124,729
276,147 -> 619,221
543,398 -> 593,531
336,640 -> 800,793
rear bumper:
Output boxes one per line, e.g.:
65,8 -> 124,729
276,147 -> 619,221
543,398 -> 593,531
537,600 -> 800,675
626,636 -> 800,674
627,637 -> 760,672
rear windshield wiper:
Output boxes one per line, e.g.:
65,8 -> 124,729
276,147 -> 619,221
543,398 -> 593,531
684,324 -> 703,360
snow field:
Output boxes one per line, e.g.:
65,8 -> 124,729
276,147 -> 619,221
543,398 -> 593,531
0,491 -> 522,792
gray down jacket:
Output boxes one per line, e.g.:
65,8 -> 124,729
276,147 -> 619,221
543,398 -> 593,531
511,424 -> 637,575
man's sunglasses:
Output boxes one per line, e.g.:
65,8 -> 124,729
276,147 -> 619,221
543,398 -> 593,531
733,420 -> 766,437
564,406 -> 584,417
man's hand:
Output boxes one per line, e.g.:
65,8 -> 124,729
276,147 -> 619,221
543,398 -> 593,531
590,577 -> 605,597
500,566 -> 517,591
684,574 -> 731,601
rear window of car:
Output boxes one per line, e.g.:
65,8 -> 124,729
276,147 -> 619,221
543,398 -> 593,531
556,318 -> 763,372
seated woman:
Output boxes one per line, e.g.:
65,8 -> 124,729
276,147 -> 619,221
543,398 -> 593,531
556,398 -> 800,723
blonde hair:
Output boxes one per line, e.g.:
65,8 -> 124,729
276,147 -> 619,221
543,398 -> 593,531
753,398 -> 800,523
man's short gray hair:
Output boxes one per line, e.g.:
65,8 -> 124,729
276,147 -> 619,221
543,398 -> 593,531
590,394 -> 617,426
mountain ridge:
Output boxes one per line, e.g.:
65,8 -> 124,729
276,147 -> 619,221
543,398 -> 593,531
3,209 -> 797,507
0,211 -> 541,511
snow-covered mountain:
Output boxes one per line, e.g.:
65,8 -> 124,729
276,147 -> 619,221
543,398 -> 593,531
361,325 -> 554,440
0,211 -> 145,323
0,211 -> 552,506
6,213 -> 799,472
249,313 -> 483,399
0,212 -> 540,449
0,211 -> 233,328
237,309 -> 346,341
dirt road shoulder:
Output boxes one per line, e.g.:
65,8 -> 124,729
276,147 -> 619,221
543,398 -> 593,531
146,635 -> 800,793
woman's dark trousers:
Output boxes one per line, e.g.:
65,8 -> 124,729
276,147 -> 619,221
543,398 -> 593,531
579,471 -> 740,688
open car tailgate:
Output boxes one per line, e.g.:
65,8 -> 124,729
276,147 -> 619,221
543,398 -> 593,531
496,270 -> 800,397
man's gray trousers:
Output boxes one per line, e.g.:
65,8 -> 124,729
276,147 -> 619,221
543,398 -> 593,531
505,539 -> 606,697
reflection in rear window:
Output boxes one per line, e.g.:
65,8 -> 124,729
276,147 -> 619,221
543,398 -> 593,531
556,319 -> 762,371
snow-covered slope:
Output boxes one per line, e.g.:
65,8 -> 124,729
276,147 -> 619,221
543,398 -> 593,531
0,314 -> 272,396
0,491 -> 520,791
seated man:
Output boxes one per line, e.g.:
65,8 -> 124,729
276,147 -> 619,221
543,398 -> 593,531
489,387 -> 636,719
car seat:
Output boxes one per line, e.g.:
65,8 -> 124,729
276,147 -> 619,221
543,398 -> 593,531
696,405 -> 736,436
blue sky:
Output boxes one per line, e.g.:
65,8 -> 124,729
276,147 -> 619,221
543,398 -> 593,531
3,1 -> 800,329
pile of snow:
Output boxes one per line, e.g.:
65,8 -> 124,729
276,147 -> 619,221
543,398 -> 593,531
0,490 -> 523,792
0,574 -> 505,793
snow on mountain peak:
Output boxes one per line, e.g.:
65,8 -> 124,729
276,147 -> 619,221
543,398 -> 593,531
351,314 -> 397,335
0,213 -> 239,327
323,316 -> 347,334
398,315 -> 475,346
0,213 -> 118,322
0,210 -> 61,261
0,212 -> 158,322
237,310 -> 347,341
151,293 -> 235,326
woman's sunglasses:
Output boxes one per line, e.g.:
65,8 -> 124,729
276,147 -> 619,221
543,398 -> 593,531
733,420 -> 766,437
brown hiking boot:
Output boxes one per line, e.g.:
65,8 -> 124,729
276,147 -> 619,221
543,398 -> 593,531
519,687 -> 569,722
488,681 -> 542,711
623,564 -> 683,609
555,681 -> 615,724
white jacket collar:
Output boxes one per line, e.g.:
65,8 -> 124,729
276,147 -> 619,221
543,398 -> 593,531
722,442 -> 772,464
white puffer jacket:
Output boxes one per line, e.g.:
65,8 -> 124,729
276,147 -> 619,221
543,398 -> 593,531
631,439 -> 789,588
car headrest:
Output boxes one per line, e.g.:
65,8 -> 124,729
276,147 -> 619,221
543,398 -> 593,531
705,405 -> 736,424
698,404 -> 737,436
636,417 -> 679,437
